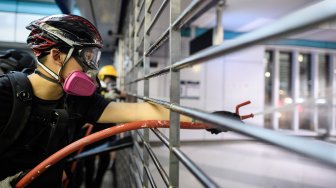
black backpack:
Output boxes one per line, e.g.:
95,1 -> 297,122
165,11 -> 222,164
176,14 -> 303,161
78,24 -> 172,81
0,72 -> 69,155
0,72 -> 33,155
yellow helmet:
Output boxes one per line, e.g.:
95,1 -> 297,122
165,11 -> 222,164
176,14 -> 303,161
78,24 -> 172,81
98,65 -> 117,80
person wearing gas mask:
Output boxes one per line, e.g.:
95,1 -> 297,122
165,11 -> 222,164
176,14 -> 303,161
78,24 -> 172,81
0,14 -> 225,188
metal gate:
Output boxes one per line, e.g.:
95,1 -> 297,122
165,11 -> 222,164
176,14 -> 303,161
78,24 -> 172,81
114,0 -> 336,187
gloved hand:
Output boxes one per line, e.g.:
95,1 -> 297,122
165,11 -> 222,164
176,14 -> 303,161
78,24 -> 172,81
0,171 -> 23,188
206,111 -> 244,134
104,89 -> 120,100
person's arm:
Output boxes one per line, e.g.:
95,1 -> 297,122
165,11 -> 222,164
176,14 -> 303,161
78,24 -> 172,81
97,102 -> 193,123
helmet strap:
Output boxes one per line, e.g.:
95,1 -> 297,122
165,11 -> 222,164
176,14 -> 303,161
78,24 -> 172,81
35,47 -> 74,84
36,60 -> 60,81
57,47 -> 74,82
34,69 -> 59,84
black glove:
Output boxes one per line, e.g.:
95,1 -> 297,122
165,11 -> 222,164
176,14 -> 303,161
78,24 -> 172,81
206,111 -> 244,134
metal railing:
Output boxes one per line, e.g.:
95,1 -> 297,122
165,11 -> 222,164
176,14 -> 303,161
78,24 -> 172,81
118,0 -> 336,187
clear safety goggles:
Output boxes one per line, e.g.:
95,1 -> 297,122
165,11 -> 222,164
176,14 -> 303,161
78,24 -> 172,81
75,47 -> 101,71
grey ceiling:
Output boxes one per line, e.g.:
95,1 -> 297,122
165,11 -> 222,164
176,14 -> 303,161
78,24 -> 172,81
74,0 -> 336,54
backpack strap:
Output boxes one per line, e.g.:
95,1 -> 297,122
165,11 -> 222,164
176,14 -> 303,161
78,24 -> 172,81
45,109 -> 69,156
0,71 -> 33,154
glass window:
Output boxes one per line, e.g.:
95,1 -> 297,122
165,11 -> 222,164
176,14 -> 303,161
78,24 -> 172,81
0,0 -> 81,43
278,52 -> 292,129
15,13 -> 44,42
299,53 -> 312,98
318,54 -> 330,98
0,12 -> 15,42
298,53 -> 312,130
264,50 -> 273,128
318,54 -> 330,131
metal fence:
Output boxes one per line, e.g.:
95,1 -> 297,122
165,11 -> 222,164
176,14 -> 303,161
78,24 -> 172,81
116,0 -> 336,187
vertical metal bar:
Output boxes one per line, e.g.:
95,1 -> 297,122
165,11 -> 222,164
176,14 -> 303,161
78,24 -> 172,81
329,55 -> 336,134
131,1 -> 140,186
292,51 -> 299,131
272,50 -> 280,130
117,39 -> 125,91
133,0 -> 140,101
127,17 -> 134,100
125,32 -> 129,97
142,0 -> 152,187
311,53 -> 319,131
212,0 -> 225,45
169,0 -> 181,187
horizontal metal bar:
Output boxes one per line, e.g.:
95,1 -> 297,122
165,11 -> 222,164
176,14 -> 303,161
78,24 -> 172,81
126,56 -> 144,77
145,28 -> 170,56
133,94 -> 336,168
136,16 -> 145,37
131,152 -> 144,185
135,36 -> 144,52
144,165 -> 157,188
147,0 -> 154,13
136,56 -> 144,68
138,130 -> 170,187
182,0 -> 219,27
172,147 -> 220,188
150,128 -> 219,187
137,0 -> 143,7
151,128 -> 169,146
140,1 -> 208,59
137,0 -> 145,21
144,0 -> 204,57
133,0 -> 336,82
146,0 -> 169,35
144,65 -> 170,80
133,135 -> 144,161
144,0 -> 209,56
172,0 -> 336,69
138,35 -> 144,47
171,0 -> 204,30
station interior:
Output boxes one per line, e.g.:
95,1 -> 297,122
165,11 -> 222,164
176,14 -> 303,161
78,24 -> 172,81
0,0 -> 336,187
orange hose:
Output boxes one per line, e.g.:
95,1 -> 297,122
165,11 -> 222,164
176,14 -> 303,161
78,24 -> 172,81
63,123 -> 94,188
16,120 -> 210,188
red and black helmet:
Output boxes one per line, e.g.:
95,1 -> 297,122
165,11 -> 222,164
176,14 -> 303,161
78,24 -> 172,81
26,14 -> 103,57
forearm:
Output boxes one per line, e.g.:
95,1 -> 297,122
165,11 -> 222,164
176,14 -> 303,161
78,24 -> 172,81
98,102 -> 192,123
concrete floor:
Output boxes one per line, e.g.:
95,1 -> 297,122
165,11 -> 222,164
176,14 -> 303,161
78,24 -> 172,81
98,134 -> 336,188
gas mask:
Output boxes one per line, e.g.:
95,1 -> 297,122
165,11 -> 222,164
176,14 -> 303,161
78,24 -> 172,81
37,47 -> 101,97
63,70 -> 98,96
64,47 -> 101,96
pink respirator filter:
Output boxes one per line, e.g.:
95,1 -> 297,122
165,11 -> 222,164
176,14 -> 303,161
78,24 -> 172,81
63,71 -> 96,96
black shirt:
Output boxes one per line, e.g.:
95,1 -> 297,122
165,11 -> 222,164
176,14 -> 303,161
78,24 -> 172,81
0,74 -> 109,187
